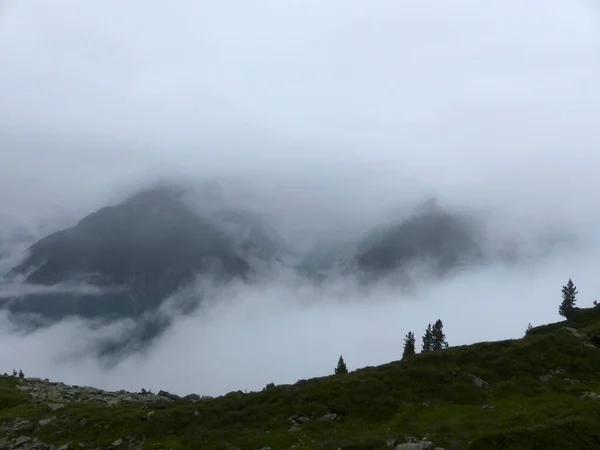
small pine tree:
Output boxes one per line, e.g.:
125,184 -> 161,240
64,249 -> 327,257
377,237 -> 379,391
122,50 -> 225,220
335,355 -> 348,374
526,323 -> 533,335
559,278 -> 578,319
12,369 -> 17,377
422,324 -> 433,352
402,332 -> 416,359
431,319 -> 448,351
18,369 -> 24,379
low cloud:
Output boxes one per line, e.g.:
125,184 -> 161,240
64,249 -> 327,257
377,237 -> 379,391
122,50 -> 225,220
1,241 -> 598,396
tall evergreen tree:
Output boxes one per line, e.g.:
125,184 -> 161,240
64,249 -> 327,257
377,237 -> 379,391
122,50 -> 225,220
559,278 -> 578,319
422,324 -> 433,352
402,331 -> 416,359
335,355 -> 348,374
431,319 -> 448,350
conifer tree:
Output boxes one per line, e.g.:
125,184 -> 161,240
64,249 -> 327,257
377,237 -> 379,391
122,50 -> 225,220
559,278 -> 578,319
402,331 -> 416,359
431,319 -> 448,351
422,324 -> 433,352
526,323 -> 533,335
335,355 -> 348,374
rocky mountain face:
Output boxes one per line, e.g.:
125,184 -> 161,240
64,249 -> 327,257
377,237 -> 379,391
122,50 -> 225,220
300,199 -> 486,282
1,187 -> 256,320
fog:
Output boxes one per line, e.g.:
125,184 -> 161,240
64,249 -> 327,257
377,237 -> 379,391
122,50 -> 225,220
1,0 -> 600,395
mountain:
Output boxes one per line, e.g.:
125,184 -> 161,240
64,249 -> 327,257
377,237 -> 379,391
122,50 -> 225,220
2,306 -> 600,449
1,186 -> 256,320
325,199 -> 485,281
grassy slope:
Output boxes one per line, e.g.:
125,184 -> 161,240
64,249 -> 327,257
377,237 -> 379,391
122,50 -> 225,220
2,307 -> 600,450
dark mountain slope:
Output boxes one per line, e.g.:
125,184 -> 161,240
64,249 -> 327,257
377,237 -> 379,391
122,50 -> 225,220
351,199 -> 485,279
3,187 -> 251,319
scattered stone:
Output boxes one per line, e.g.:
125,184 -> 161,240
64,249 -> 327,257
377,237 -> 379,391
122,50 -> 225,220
579,391 -> 600,400
396,437 -> 435,449
470,375 -> 490,389
158,390 -> 182,401
385,438 -> 397,447
289,415 -> 310,425
184,394 -> 201,402
320,412 -> 338,421
109,438 -> 124,448
481,404 -> 496,410
193,410 -> 199,417
540,375 -> 552,382
14,436 -> 31,447
39,417 -> 54,426
14,377 -> 184,408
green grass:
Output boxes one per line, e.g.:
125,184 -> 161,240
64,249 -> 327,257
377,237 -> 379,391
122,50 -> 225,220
2,306 -> 600,449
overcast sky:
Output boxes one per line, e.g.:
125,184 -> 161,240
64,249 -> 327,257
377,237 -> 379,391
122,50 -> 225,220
1,0 -> 600,395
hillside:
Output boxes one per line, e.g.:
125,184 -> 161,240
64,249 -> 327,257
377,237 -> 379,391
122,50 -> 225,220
2,307 -> 600,450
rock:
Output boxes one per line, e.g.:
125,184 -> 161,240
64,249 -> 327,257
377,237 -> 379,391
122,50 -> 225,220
289,415 -> 310,425
481,404 -> 496,409
109,438 -> 124,448
158,390 -> 181,401
385,438 -> 397,447
14,436 -> 31,447
320,412 -> 338,421
184,394 -> 201,402
39,417 -> 54,426
579,391 -> 599,400
57,445 -> 70,450
396,437 -> 435,449
12,419 -> 33,432
193,410 -> 199,417
540,375 -> 552,382
470,375 -> 490,388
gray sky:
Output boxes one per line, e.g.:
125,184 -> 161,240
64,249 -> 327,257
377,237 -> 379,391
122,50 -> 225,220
1,0 -> 600,394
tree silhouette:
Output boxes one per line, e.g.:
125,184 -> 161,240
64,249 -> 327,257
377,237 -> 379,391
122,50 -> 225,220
335,355 -> 348,374
402,332 -> 416,359
431,319 -> 448,350
559,278 -> 578,319
422,324 -> 433,352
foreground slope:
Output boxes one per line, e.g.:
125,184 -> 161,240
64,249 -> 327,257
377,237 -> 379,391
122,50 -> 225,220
2,306 -> 600,450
